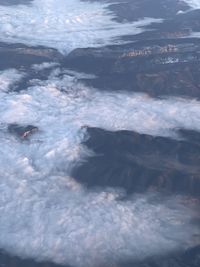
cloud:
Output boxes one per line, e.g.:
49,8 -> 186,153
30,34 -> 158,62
182,0 -> 200,9
1,68 -> 200,140
0,69 -> 25,92
0,0 -> 162,54
0,171 -> 199,267
31,62 -> 60,71
0,67 -> 199,266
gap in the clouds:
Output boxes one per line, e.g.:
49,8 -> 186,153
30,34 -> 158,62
0,42 -> 61,71
0,0 -> 32,6
98,8 -> 200,44
149,9 -> 200,36
0,249 -> 69,267
64,36 -> 200,99
120,244 -> 200,267
0,245 -> 200,267
82,0 -> 189,22
72,127 -> 200,196
179,128 -> 200,145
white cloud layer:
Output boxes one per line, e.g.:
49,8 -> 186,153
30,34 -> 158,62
0,67 -> 199,266
0,176 -> 198,267
0,69 -> 25,92
1,67 -> 200,140
0,0 -> 162,54
0,1 -> 199,265
183,0 -> 200,9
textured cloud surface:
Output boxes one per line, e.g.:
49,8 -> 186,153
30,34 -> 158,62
1,67 -> 200,140
0,0 -> 162,54
0,69 -> 25,92
0,176 -> 199,267
0,67 -> 199,266
183,0 -> 200,9
0,1 -> 199,266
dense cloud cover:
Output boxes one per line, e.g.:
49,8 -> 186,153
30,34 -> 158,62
0,67 -> 199,266
0,1 -> 199,266
0,0 -> 162,54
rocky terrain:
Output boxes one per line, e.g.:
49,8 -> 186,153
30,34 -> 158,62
65,38 -> 200,98
0,1 -> 199,267
73,127 -> 200,196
